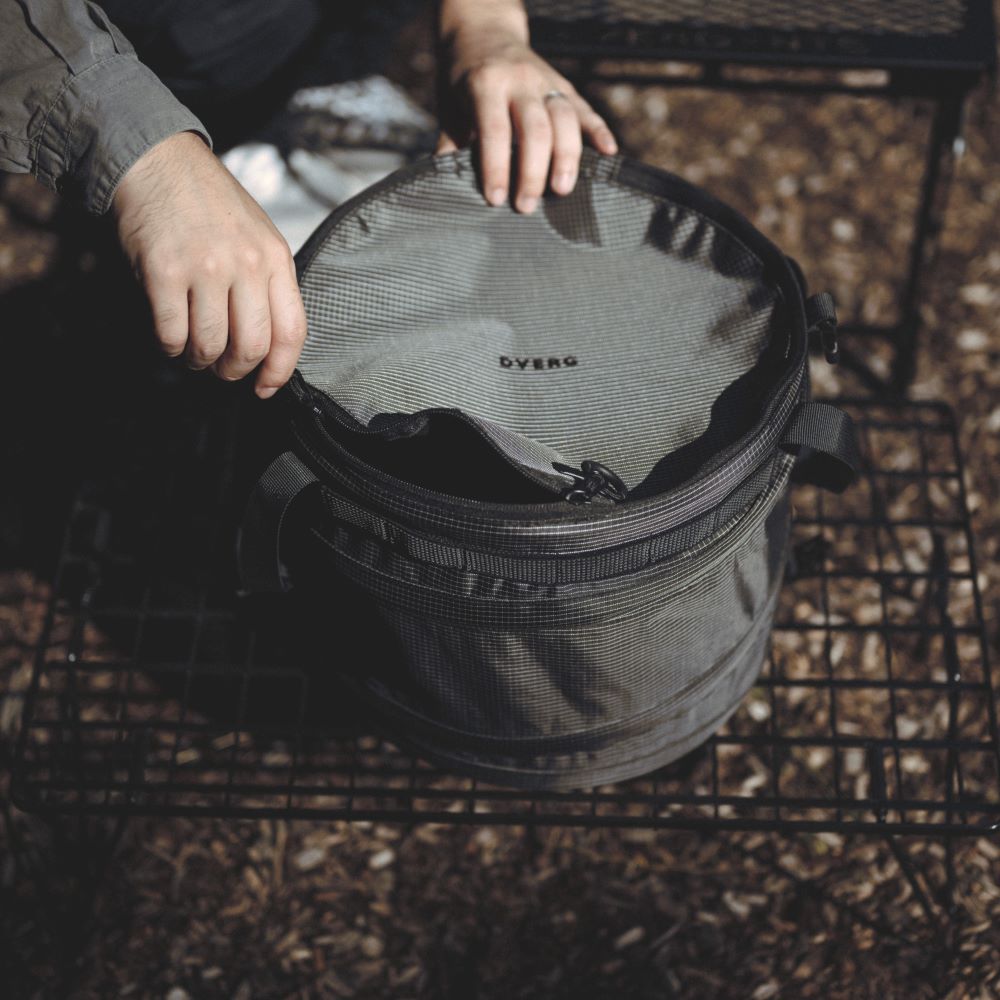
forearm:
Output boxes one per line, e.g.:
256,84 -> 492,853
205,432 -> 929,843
0,0 -> 209,214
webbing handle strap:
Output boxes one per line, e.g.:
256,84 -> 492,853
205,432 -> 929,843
236,451 -> 318,594
782,401 -> 861,493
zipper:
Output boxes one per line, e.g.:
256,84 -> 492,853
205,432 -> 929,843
285,353 -> 805,553
560,460 -> 629,505
290,373 -> 628,506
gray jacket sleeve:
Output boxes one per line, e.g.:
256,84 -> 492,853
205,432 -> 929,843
0,0 -> 211,214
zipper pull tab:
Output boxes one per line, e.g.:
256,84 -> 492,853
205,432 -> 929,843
806,292 -> 839,365
562,460 -> 629,505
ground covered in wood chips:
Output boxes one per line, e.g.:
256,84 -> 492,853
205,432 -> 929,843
2,12 -> 999,1000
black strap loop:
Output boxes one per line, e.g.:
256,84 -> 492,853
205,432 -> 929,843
236,451 -> 318,594
782,401 -> 861,493
806,292 -> 839,364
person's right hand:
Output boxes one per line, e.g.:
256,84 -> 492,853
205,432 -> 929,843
112,131 -> 307,399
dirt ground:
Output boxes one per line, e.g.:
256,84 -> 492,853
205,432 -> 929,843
1,10 -> 999,1000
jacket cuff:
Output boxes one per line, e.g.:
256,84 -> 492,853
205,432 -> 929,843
34,54 -> 212,215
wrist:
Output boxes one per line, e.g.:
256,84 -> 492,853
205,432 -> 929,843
439,0 -> 529,49
113,131 -> 210,217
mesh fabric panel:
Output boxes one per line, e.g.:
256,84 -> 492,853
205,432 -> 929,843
297,151 -> 780,494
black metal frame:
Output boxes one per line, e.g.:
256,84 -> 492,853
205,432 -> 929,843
526,0 -> 997,395
9,374 -> 999,931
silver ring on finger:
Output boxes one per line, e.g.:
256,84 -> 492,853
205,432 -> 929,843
543,90 -> 568,103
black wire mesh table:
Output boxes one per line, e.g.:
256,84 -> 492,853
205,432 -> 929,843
525,0 -> 998,394
11,375 -> 999,849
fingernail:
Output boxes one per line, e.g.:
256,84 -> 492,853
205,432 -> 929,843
257,386 -> 278,400
488,187 -> 506,206
517,196 -> 538,214
554,172 -> 575,194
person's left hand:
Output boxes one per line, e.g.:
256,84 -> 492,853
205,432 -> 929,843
437,7 -> 618,214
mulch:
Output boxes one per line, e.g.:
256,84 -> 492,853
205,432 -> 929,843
1,11 -> 999,1000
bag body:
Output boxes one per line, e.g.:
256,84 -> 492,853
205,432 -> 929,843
237,149 -> 858,790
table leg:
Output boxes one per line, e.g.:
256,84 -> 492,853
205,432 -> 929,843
892,95 -> 966,394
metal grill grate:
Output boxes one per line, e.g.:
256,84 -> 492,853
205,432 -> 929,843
527,1 -> 968,37
524,0 -> 995,74
11,380 -> 1000,836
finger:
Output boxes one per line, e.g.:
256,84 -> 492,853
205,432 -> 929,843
546,95 -> 583,195
574,99 -> 618,154
145,279 -> 189,358
511,97 -> 552,213
186,281 -> 230,370
436,131 -> 459,155
471,87 -> 512,207
213,278 -> 271,382
255,267 -> 307,399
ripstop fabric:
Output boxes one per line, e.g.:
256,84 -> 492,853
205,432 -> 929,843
236,148 -> 860,790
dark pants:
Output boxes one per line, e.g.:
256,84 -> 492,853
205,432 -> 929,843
99,0 -> 424,148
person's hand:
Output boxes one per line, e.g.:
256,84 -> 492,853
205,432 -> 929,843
112,131 -> 307,398
437,0 -> 618,213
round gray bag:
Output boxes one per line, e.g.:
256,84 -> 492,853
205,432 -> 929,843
237,149 -> 859,790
